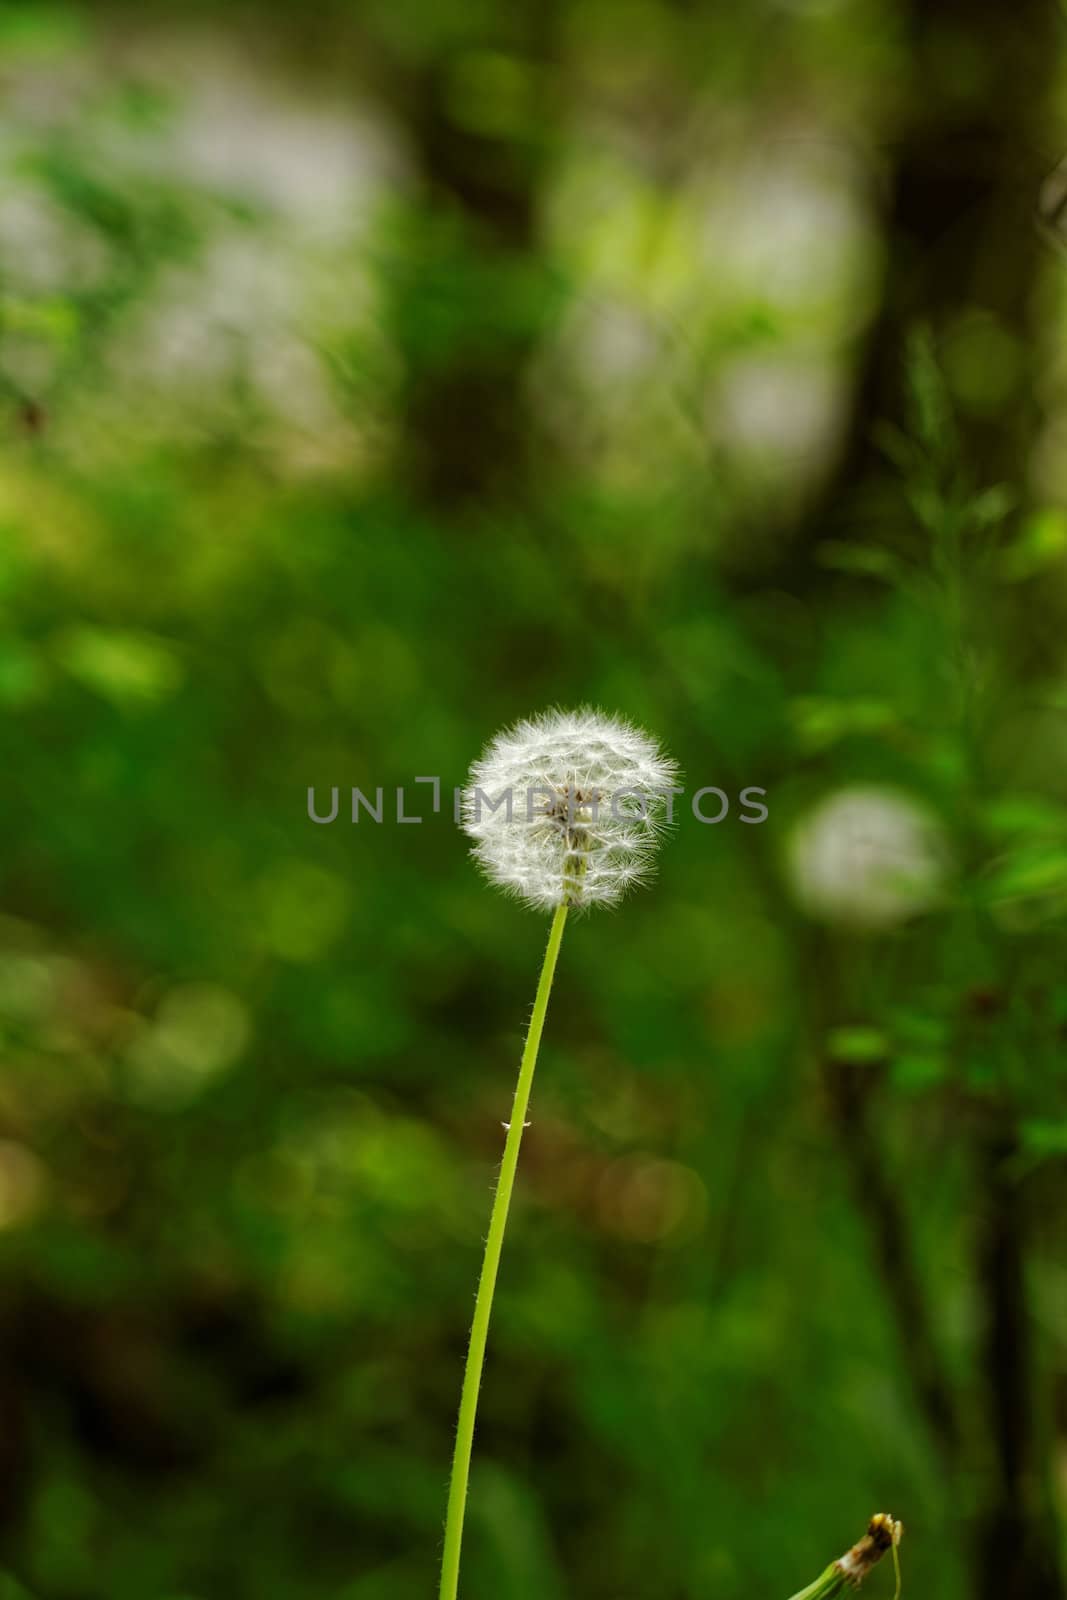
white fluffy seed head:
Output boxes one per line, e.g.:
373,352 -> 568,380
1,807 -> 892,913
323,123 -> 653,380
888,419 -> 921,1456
462,707 -> 679,912
787,785 -> 948,928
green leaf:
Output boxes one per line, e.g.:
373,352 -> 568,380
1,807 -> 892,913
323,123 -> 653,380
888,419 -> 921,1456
984,846 -> 1067,903
790,695 -> 897,752
52,626 -> 183,708
1020,1119 -> 1067,1157
968,483 -> 1016,529
815,540 -> 902,583
983,795 -> 1067,837
826,1026 -> 889,1064
999,508 -> 1067,581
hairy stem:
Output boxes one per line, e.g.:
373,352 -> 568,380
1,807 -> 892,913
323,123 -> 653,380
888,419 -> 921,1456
439,902 -> 569,1600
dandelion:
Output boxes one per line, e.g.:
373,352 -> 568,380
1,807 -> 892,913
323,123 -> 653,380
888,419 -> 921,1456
787,785 -> 948,929
439,708 -> 677,1600
462,706 -> 679,912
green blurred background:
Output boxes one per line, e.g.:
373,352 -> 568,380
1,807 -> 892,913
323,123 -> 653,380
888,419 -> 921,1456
1,1 -> 1067,1596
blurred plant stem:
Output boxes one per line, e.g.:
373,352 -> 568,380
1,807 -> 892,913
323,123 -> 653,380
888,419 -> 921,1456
439,902 -> 569,1600
785,1516 -> 902,1600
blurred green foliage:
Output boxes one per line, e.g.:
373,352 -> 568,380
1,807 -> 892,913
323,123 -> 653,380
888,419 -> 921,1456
0,2 -> 1066,1599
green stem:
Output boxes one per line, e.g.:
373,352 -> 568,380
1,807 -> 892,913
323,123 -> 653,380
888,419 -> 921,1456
785,1565 -> 847,1600
439,902 -> 569,1600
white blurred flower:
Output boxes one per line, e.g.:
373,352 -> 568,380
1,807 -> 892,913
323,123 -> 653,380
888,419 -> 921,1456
788,785 -> 948,928
462,707 -> 678,912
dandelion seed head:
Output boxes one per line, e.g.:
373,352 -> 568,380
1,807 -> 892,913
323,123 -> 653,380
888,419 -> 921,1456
788,785 -> 948,928
462,707 -> 679,912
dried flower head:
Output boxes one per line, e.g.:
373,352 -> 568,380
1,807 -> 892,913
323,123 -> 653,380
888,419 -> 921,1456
462,707 -> 679,912
833,1513 -> 903,1588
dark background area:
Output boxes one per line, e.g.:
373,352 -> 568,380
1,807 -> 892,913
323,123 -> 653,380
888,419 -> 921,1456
1,1 -> 1067,1596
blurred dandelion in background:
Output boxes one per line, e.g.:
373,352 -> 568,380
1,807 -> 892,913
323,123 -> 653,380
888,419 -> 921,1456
787,785 -> 949,928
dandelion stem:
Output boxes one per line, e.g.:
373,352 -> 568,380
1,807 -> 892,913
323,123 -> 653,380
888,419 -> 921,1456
784,1563 -> 849,1600
439,901 -> 569,1600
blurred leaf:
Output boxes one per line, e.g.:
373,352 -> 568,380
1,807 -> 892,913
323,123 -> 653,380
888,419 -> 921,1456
826,1026 -> 888,1064
815,541 -> 903,583
967,483 -> 1016,529
1,295 -> 80,345
790,695 -> 897,752
983,846 -> 1067,903
982,795 -> 1067,837
999,508 -> 1067,581
905,324 -> 955,457
0,3 -> 86,58
1020,1118 -> 1067,1158
52,625 -> 184,707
